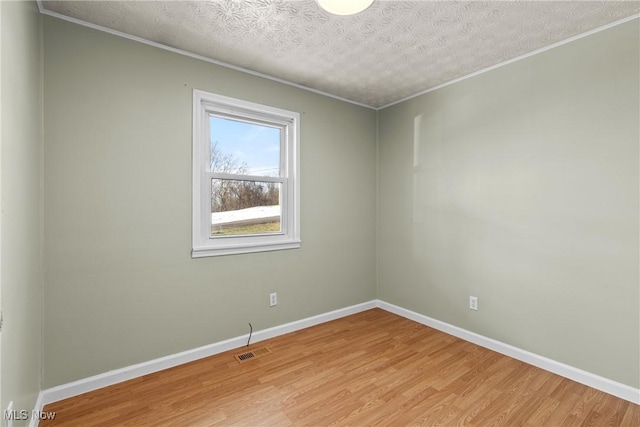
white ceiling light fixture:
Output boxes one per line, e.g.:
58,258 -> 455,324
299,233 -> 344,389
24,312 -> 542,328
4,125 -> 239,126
316,0 -> 375,16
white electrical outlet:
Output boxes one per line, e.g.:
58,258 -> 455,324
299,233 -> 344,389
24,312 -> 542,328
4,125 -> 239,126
269,292 -> 278,307
469,296 -> 478,311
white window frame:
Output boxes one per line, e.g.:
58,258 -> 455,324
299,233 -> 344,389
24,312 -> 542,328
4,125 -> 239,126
192,90 -> 300,257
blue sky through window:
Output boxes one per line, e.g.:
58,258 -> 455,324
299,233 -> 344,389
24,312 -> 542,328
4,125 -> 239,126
210,115 -> 280,177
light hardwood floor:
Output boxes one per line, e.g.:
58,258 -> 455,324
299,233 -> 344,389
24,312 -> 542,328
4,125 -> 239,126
42,308 -> 639,426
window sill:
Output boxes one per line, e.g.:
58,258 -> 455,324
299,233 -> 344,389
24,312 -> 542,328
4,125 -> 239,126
192,239 -> 301,258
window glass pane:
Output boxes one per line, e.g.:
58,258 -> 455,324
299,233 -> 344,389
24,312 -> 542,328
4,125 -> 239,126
211,179 -> 281,236
209,115 -> 281,177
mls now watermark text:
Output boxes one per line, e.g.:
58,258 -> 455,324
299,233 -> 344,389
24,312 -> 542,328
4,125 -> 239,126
4,409 -> 56,422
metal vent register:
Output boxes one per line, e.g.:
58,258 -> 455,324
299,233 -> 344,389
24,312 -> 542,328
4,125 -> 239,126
234,346 -> 271,363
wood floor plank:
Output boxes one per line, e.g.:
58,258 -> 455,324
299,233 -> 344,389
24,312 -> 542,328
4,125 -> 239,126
620,400 -> 640,427
41,309 -> 639,426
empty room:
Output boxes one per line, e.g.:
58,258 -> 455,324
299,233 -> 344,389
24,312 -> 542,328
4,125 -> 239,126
1,0 -> 639,426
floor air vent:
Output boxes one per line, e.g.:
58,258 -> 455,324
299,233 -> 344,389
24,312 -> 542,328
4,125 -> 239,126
234,346 -> 271,363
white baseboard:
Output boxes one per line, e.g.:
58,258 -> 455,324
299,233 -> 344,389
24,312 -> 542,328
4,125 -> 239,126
33,298 -> 639,418
377,300 -> 640,405
35,300 -> 377,410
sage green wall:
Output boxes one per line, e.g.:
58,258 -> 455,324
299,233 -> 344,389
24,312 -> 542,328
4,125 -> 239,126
43,17 -> 377,388
1,0 -> 43,420
378,19 -> 639,388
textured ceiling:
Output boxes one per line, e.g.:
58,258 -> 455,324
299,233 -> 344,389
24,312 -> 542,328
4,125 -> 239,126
40,1 -> 640,108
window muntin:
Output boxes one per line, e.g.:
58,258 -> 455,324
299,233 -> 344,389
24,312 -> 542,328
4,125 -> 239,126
192,90 -> 300,257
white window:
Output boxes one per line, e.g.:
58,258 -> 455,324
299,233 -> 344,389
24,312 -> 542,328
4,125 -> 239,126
192,90 -> 300,257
